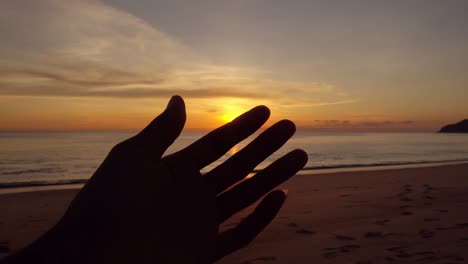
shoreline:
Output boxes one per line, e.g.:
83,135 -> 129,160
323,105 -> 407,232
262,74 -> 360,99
1,163 -> 468,262
1,160 -> 468,195
299,160 -> 468,175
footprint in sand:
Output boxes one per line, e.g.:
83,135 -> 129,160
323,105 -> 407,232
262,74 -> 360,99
388,245 -> 437,260
323,244 -> 360,259
395,251 -> 412,259
374,219 -> 390,225
363,231 -> 393,238
335,234 -> 357,241
414,250 -> 458,263
400,197 -> 413,202
423,184 -> 436,192
414,251 -> 443,262
323,252 -> 340,259
438,223 -> 468,231
287,222 -> 316,235
296,229 -> 316,235
397,185 -> 415,203
339,244 -> 360,253
414,250 -> 435,256
241,256 -> 277,263
387,246 -> 408,252
418,229 -> 434,239
386,246 -> 414,259
415,255 -> 439,262
364,232 -> 384,238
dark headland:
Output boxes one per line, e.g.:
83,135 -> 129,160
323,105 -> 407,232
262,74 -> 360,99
438,119 -> 468,133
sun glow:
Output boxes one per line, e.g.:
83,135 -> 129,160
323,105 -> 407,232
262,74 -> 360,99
220,111 -> 242,123
218,98 -> 250,124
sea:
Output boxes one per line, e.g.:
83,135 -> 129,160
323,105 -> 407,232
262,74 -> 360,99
1,132 -> 468,188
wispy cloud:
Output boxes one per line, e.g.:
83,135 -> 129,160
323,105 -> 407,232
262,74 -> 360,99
0,0 -> 353,107
280,99 -> 357,107
306,119 -> 418,131
360,120 -> 415,127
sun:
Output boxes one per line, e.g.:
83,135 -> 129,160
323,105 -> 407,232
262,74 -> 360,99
217,98 -> 249,124
220,106 -> 244,123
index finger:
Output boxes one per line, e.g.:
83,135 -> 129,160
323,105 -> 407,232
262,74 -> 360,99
175,105 -> 270,170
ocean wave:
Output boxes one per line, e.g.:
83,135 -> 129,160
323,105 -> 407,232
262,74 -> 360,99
0,179 -> 87,188
298,158 -> 468,171
0,167 -> 65,176
2,159 -> 467,189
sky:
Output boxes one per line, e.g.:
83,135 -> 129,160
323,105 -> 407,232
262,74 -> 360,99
1,0 -> 467,132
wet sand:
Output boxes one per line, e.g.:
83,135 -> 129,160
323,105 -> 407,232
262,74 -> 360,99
1,163 -> 468,263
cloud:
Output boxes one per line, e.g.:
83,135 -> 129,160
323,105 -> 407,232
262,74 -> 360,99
281,99 -> 357,107
313,120 -> 351,125
0,0 -> 190,65
310,120 -> 416,130
360,120 -> 416,127
0,62 -> 270,99
0,0 -> 353,107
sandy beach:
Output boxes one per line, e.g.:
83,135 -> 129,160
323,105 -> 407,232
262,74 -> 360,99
1,163 -> 468,263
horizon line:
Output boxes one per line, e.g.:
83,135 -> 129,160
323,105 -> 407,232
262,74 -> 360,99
0,128 -> 439,133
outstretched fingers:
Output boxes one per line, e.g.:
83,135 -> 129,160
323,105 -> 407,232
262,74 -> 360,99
205,119 -> 296,195
137,95 -> 186,158
215,149 -> 308,224
175,105 -> 270,170
213,190 -> 287,262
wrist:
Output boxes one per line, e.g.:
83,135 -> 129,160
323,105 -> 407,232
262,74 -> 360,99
2,221 -> 70,264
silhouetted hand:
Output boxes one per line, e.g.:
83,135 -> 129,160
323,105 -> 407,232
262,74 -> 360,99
4,96 -> 308,264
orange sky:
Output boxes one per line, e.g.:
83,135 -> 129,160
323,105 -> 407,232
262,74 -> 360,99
1,0 -> 467,132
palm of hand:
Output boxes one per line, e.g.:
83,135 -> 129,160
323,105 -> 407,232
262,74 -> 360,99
43,96 -> 308,264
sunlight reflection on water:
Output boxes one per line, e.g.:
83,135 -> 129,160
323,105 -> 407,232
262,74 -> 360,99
1,132 -> 468,187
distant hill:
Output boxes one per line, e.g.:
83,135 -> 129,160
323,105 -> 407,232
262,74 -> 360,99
438,119 -> 468,133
